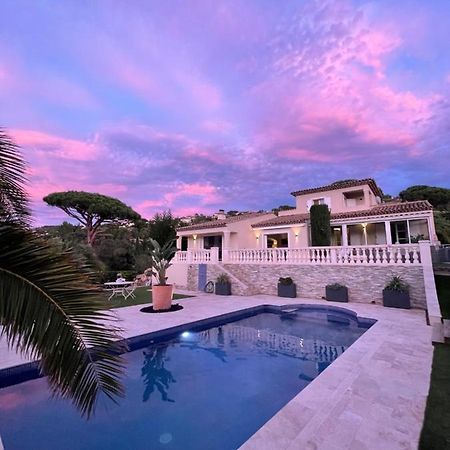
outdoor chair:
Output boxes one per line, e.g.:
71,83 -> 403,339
123,282 -> 137,300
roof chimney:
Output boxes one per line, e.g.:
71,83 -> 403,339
214,209 -> 226,220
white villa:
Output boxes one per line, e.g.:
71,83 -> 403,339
170,178 -> 441,334
176,178 -> 437,256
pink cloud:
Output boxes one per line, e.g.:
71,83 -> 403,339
11,129 -> 101,161
248,1 -> 438,164
136,182 -> 223,217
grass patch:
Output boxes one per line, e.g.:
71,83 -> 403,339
419,275 -> 450,449
435,275 -> 450,319
419,344 -> 450,450
102,286 -> 192,309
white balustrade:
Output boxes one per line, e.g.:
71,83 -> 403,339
174,244 -> 422,266
174,249 -> 212,263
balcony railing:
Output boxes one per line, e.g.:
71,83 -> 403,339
174,244 -> 423,266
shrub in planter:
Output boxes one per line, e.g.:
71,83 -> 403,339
325,283 -> 348,302
215,273 -> 231,296
382,276 -> 411,309
278,277 -> 297,298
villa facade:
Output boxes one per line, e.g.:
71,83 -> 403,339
176,179 -> 438,256
171,179 -> 440,323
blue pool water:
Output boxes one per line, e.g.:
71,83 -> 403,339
0,306 -> 373,450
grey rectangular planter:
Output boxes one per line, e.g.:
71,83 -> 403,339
215,282 -> 231,296
278,283 -> 297,298
325,286 -> 348,302
382,289 -> 411,309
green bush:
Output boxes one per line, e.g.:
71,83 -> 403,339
384,276 -> 409,292
216,273 -> 230,284
278,277 -> 294,285
310,204 -> 331,246
326,283 -> 346,290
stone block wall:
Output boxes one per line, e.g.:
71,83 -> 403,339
186,263 -> 426,309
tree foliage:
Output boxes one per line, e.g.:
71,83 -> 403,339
189,213 -> 213,225
399,185 -> 450,210
0,130 -> 125,417
43,191 -> 141,245
310,204 -> 331,246
399,185 -> 450,244
148,211 -> 179,247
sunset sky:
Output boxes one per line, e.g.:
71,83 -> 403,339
1,0 -> 449,225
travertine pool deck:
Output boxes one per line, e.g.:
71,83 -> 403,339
0,293 -> 433,450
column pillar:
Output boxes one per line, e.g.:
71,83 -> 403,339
384,221 -> 392,245
222,231 -> 231,262
427,214 -> 438,244
342,224 -> 348,246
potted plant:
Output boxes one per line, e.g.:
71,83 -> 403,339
215,273 -> 231,296
325,283 -> 348,302
150,238 -> 176,310
278,277 -> 297,298
382,276 -> 411,309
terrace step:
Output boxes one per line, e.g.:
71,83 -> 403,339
208,263 -> 256,296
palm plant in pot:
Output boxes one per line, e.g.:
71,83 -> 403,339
382,276 -> 411,309
149,238 -> 177,310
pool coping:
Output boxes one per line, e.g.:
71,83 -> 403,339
0,295 -> 433,450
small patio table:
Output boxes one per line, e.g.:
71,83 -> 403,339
103,281 -> 134,300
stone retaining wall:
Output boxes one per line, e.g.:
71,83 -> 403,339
186,263 -> 426,309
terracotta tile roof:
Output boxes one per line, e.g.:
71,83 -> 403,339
252,213 -> 310,228
331,200 -> 433,220
177,212 -> 269,232
290,178 -> 383,198
252,201 -> 432,228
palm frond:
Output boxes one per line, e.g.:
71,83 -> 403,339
0,129 -> 30,225
0,223 -> 125,417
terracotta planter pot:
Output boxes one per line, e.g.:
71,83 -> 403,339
152,285 -> 174,311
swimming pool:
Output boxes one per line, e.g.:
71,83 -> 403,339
0,305 -> 374,450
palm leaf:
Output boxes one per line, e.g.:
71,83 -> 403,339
0,129 -> 30,225
0,223 -> 125,417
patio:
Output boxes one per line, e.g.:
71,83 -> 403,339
0,292 -> 433,450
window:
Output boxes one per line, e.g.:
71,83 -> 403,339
313,198 -> 325,205
390,221 -> 409,244
266,233 -> 289,248
203,235 -> 222,249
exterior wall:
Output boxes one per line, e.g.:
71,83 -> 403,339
177,213 -> 275,250
186,264 -> 426,309
295,185 -> 377,214
166,263 -> 189,288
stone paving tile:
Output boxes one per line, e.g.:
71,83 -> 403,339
0,293 -> 433,450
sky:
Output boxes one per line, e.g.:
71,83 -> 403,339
1,0 -> 449,225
